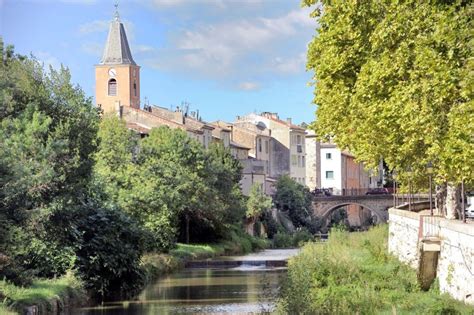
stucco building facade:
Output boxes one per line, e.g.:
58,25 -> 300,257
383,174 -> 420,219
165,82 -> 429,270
235,112 -> 306,185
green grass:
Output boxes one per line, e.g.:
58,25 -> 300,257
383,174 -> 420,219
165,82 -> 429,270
0,304 -> 17,315
0,272 -> 85,314
169,243 -> 226,260
277,225 -> 473,314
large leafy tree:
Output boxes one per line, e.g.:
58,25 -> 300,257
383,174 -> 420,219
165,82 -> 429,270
0,40 -> 99,283
304,1 -> 473,218
274,175 -> 320,233
204,143 -> 246,235
94,121 -> 245,248
246,183 -> 272,224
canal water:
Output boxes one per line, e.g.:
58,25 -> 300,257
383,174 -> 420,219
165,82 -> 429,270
76,249 -> 298,315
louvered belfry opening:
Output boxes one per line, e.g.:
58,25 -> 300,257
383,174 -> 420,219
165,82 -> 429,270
108,79 -> 117,96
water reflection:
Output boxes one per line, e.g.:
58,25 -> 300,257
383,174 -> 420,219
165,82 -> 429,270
77,267 -> 286,314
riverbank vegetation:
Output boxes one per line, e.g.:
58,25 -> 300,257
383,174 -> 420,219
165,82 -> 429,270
277,225 -> 472,314
0,40 -> 268,313
0,273 -> 85,313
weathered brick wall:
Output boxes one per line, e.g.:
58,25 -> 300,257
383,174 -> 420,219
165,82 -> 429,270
388,208 -> 474,305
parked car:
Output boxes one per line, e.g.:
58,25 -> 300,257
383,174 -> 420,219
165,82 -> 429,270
365,188 -> 390,195
465,194 -> 474,219
313,188 -> 332,197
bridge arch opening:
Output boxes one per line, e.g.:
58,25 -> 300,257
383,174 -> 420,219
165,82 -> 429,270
321,202 -> 385,225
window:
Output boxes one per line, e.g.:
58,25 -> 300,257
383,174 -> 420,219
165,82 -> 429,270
265,140 -> 269,154
296,135 -> 301,144
291,155 -> 297,166
326,153 -> 332,159
133,81 -> 137,96
298,156 -> 301,167
302,156 -> 305,167
133,69 -> 136,77
258,138 -> 262,152
326,171 -> 334,179
108,79 -> 117,96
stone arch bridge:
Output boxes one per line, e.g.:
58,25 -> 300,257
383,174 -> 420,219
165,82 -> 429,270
312,195 -> 394,223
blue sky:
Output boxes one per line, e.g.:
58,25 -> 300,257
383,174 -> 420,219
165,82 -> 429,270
1,0 -> 318,125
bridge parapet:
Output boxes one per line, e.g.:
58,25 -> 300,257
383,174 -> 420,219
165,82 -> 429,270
312,195 -> 395,223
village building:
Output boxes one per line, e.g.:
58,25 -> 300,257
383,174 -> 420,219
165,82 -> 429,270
212,121 -> 274,195
235,112 -> 306,185
94,10 -> 280,196
305,133 -> 382,227
305,130 -> 321,191
94,10 -> 215,148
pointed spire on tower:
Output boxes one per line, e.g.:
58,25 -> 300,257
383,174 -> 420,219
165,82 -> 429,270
114,2 -> 120,21
100,2 -> 136,65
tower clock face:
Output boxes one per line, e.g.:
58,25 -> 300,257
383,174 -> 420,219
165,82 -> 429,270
108,68 -> 117,77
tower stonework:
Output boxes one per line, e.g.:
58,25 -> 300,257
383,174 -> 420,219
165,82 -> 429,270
95,10 -> 140,114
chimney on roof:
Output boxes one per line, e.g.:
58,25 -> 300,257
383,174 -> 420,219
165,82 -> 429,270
263,112 -> 279,120
287,118 -> 292,125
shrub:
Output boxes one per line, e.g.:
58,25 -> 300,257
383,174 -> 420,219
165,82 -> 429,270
261,210 -> 279,238
273,232 -> 293,248
73,205 -> 146,300
292,228 -> 313,246
47,203 -> 147,300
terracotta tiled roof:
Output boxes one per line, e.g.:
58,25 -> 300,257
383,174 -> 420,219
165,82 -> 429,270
126,122 -> 150,134
264,115 -> 305,131
230,141 -> 251,150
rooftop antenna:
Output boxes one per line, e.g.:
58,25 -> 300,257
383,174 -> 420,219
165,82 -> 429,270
114,1 -> 120,21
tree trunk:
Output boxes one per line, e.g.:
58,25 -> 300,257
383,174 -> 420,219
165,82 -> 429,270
445,183 -> 461,220
185,214 -> 190,244
435,183 -> 447,216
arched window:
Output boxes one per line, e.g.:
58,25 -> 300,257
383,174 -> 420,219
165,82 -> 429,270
133,80 -> 137,96
108,79 -> 117,96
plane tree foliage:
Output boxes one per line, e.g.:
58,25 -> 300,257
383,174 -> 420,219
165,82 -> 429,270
304,1 -> 473,217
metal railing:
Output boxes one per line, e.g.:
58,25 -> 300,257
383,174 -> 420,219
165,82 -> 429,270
312,188 -> 393,197
418,215 -> 442,240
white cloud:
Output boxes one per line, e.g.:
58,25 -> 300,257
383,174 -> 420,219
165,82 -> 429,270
147,7 -> 316,80
272,53 -> 307,74
134,44 -> 155,53
59,0 -> 96,3
149,0 -> 260,9
79,20 -> 109,34
238,81 -> 260,91
81,42 -> 103,57
35,51 -> 61,70
78,19 -> 135,40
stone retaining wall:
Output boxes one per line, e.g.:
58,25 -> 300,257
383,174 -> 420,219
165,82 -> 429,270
388,208 -> 474,305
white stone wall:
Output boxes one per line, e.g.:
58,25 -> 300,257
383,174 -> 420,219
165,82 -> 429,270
388,209 -> 420,268
388,208 -> 474,305
437,221 -> 474,304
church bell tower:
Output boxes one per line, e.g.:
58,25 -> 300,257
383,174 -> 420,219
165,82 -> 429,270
95,6 -> 140,114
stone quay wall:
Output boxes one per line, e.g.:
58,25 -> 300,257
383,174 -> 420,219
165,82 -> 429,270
388,208 -> 474,305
